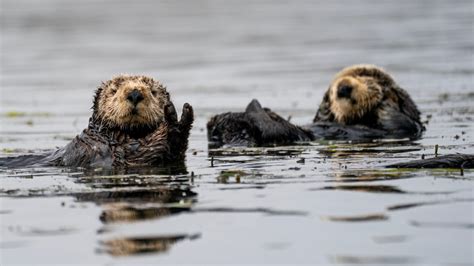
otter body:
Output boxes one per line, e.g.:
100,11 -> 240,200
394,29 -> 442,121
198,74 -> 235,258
387,154 -> 474,169
313,64 -> 424,139
207,99 -> 314,148
1,75 -> 193,168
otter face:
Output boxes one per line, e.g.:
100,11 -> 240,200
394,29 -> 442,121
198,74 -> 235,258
329,75 -> 383,124
93,75 -> 169,130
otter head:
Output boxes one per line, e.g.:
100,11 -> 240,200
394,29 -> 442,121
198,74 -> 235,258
207,112 -> 259,148
92,75 -> 170,133
328,65 -> 392,124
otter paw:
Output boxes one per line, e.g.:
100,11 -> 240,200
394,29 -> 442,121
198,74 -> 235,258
164,102 -> 179,126
179,103 -> 194,129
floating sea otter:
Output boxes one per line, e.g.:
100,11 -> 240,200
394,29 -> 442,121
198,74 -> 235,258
207,65 -> 425,147
312,64 -> 424,140
1,75 -> 194,168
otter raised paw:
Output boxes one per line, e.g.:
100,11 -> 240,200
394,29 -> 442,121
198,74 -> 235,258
207,99 -> 314,148
2,75 -> 194,169
313,64 -> 424,140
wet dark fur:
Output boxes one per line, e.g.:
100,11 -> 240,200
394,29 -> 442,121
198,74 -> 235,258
386,154 -> 474,169
207,99 -> 314,147
0,78 -> 194,169
313,65 -> 424,140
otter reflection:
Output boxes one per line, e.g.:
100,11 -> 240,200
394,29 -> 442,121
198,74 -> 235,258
100,234 -> 200,256
68,165 -> 197,223
74,184 -> 196,224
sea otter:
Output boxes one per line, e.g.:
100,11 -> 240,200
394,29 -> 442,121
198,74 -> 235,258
207,65 -> 424,147
1,75 -> 194,168
207,99 -> 314,147
313,64 -> 424,139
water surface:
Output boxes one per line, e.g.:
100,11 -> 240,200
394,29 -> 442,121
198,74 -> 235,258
1,0 -> 473,265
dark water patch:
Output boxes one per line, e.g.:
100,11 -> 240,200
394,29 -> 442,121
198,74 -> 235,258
410,221 -> 474,229
0,210 -> 13,214
323,213 -> 388,222
319,147 -> 422,158
0,189 -> 21,196
314,185 -> 405,194
81,165 -> 190,177
317,141 -> 422,158
99,234 -> 201,256
218,185 -> 266,190
329,254 -> 416,264
386,154 -> 474,169
313,184 -> 463,195
208,147 -> 306,157
100,206 -> 191,224
75,174 -> 191,189
193,207 -> 307,216
387,198 -> 474,211
0,166 -> 69,178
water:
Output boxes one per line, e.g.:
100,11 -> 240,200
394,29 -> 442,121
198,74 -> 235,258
1,0 -> 473,265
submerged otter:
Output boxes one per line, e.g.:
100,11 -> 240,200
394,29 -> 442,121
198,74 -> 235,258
313,64 -> 424,139
207,65 -> 424,147
207,99 -> 314,147
1,75 -> 194,168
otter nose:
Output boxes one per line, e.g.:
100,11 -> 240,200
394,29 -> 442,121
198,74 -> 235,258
127,90 -> 144,105
337,85 -> 353,99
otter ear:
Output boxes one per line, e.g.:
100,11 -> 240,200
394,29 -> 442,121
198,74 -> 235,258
92,82 -> 106,113
245,99 -> 265,114
313,90 -> 332,122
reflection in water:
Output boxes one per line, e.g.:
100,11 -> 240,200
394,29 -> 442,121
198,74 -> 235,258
316,185 -> 405,194
193,207 -> 307,216
74,183 -> 196,224
74,171 -> 202,256
329,170 -> 415,183
330,255 -> 416,264
323,213 -> 388,222
387,198 -> 474,211
100,234 -> 201,256
410,221 -> 474,229
74,187 -> 197,205
313,184 -> 460,195
100,206 -> 192,224
72,169 -> 198,225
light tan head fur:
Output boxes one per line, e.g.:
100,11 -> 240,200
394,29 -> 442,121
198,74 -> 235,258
92,75 -> 170,130
328,64 -> 394,124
